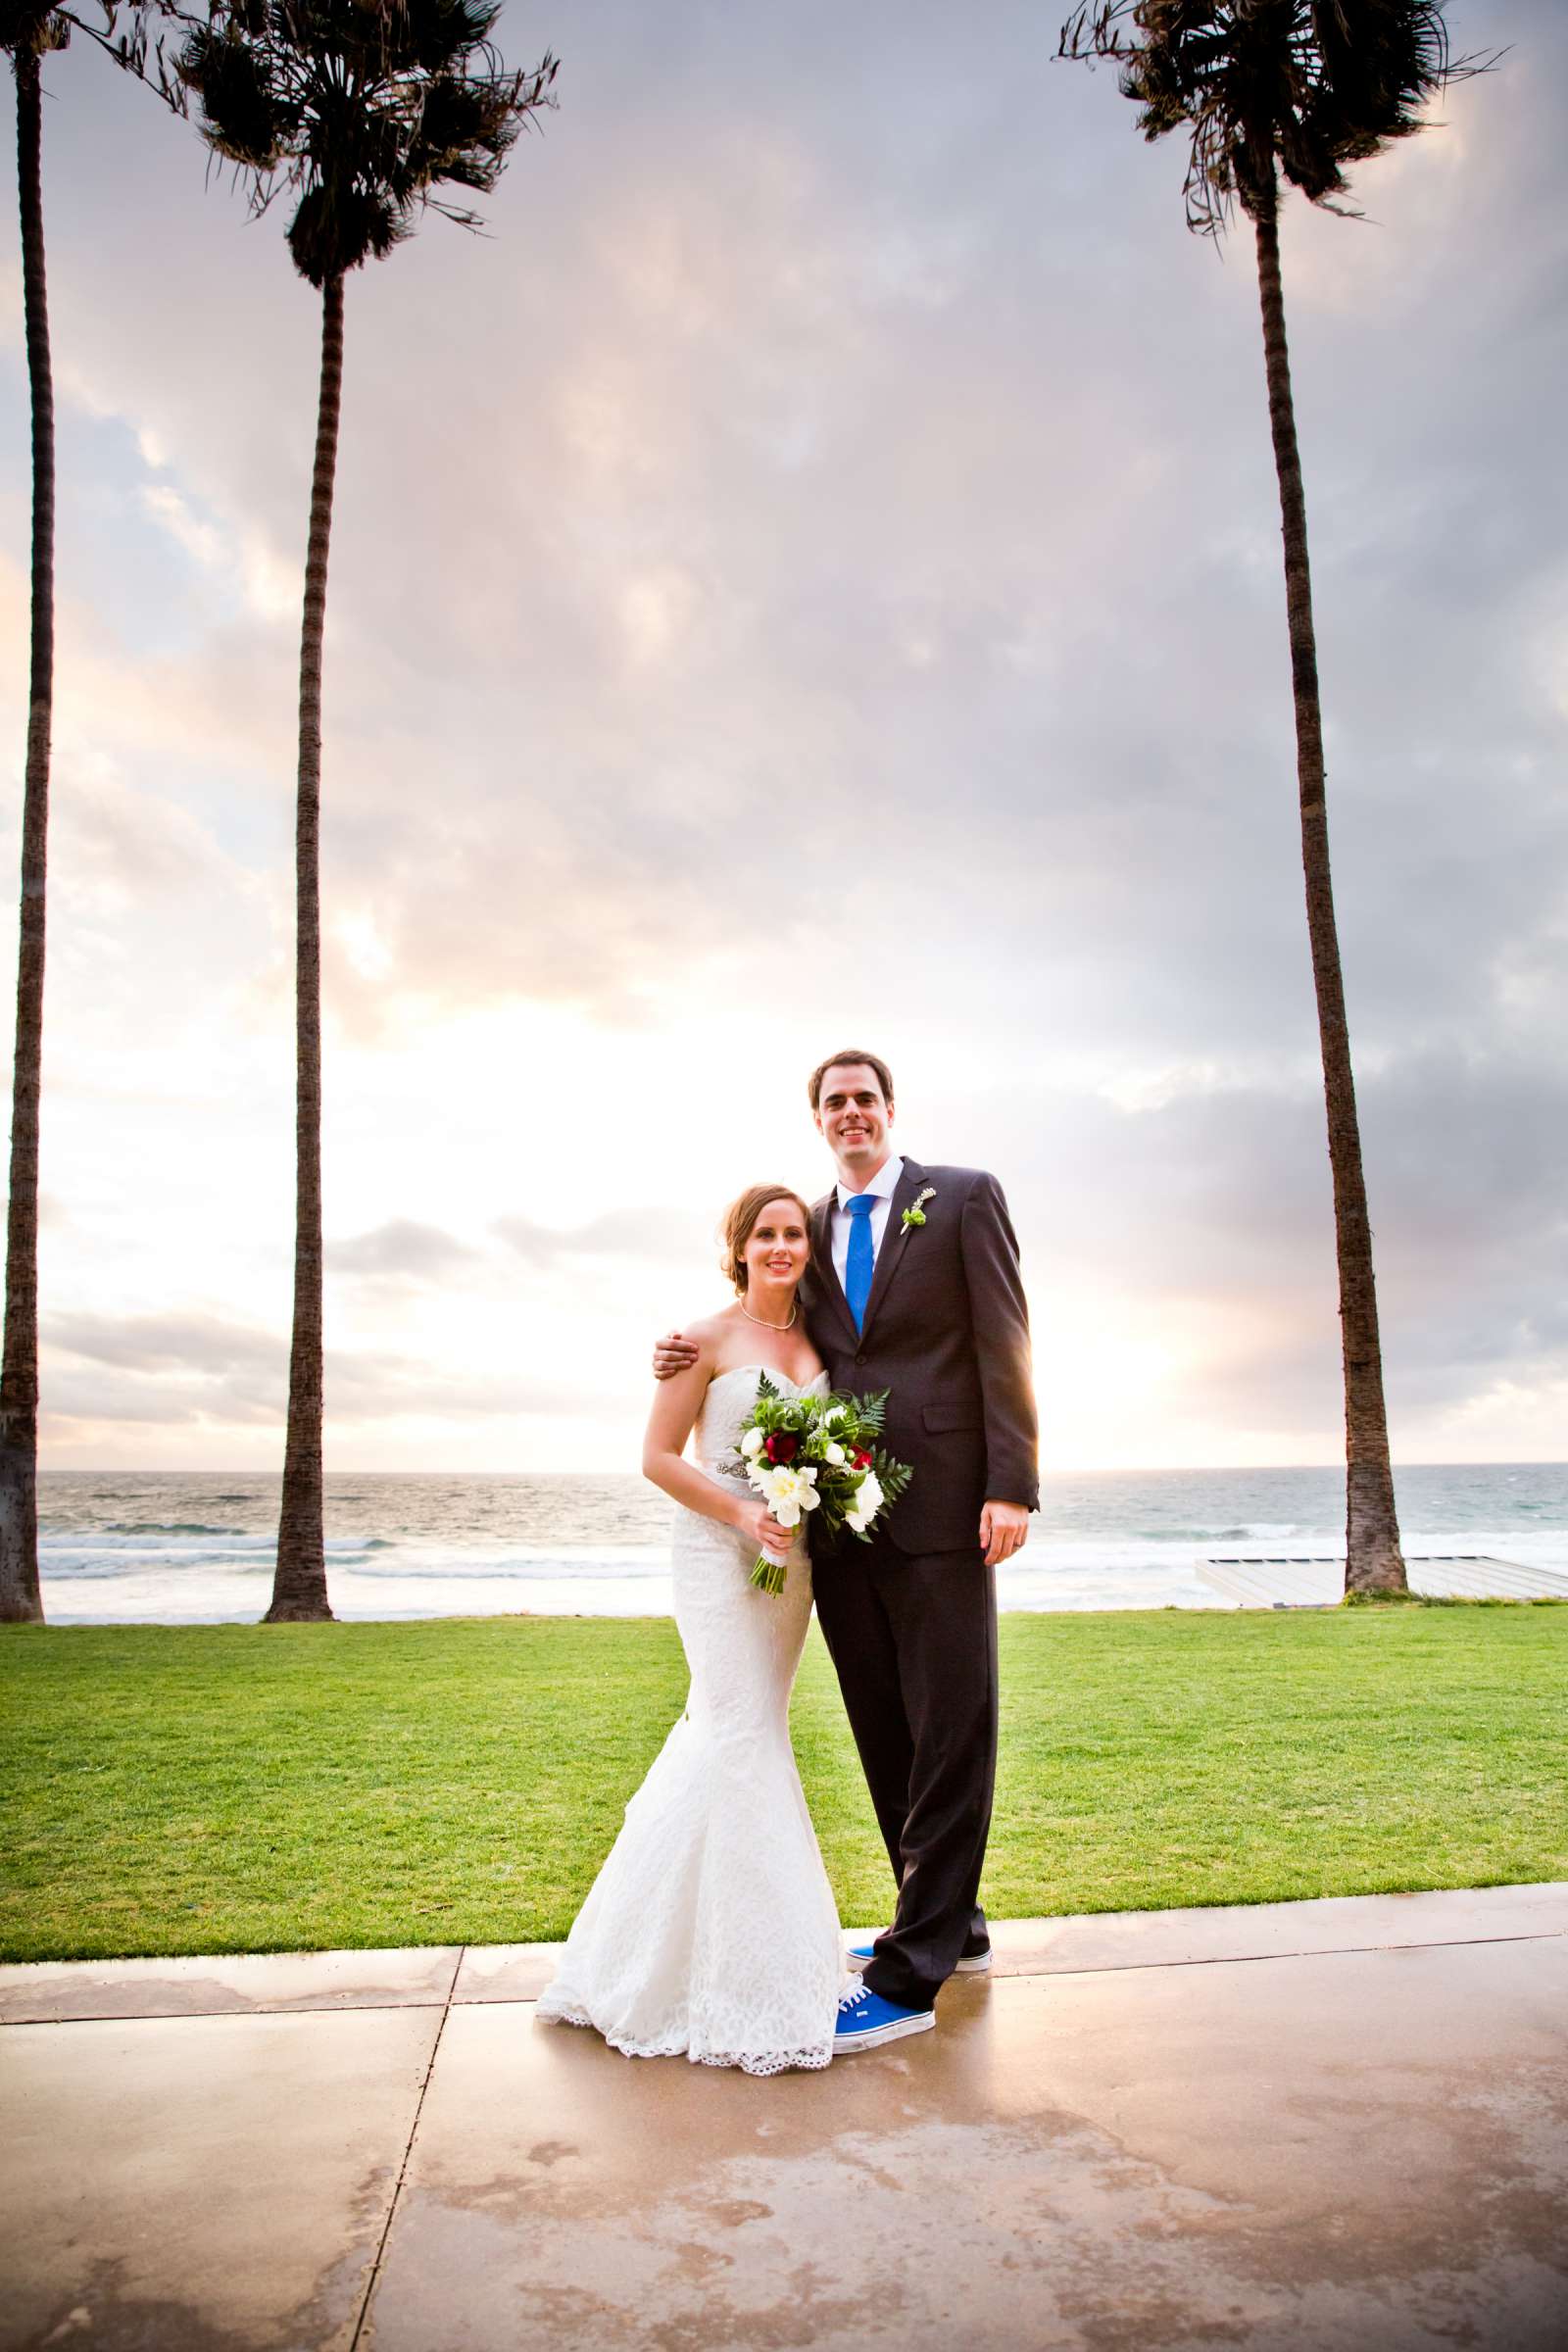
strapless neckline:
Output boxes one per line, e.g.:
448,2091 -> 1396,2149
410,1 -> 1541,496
709,1363 -> 829,1394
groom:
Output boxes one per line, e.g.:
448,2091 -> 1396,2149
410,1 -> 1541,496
657,1049 -> 1038,2052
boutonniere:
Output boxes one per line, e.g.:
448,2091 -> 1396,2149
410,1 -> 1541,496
901,1187 -> 937,1235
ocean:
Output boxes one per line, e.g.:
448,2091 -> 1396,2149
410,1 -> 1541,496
34,1462 -> 1568,1623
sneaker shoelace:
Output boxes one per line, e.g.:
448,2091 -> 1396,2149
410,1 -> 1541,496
837,1984 -> 871,2013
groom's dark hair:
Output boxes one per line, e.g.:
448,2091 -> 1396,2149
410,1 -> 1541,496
808,1050 -> 894,1113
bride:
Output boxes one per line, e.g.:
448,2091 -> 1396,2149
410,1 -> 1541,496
535,1184 -> 847,2074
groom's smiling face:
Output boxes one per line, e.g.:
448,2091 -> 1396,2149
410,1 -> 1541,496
814,1063 -> 894,1180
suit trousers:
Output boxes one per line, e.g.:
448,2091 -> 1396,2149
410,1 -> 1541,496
811,1529 -> 999,2012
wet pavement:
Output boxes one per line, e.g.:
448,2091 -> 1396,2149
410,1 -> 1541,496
4,1884 -> 1565,2350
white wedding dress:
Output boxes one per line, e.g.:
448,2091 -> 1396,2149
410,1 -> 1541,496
535,1365 -> 846,2074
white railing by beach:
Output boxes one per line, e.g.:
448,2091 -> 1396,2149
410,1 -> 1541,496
1197,1555 -> 1568,1609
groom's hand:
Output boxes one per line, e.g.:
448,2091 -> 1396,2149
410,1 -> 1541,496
979,1499 -> 1030,1568
653,1330 -> 701,1381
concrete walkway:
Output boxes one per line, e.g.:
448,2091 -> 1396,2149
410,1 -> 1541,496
3,1885 -> 1566,2351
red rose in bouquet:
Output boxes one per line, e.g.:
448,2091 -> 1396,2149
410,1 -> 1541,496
763,1431 -> 799,1464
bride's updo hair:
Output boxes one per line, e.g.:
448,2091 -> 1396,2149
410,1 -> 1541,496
720,1185 -> 812,1294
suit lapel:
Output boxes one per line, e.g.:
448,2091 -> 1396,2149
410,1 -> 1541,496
858,1157 -> 925,1347
808,1192 -> 857,1349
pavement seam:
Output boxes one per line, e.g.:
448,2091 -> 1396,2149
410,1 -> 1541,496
348,1943 -> 466,2352
1008,1926 -> 1568,1980
0,1996 -> 457,2029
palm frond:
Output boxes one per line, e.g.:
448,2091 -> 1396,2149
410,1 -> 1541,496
176,0 -> 557,284
0,1 -> 71,60
1059,0 -> 1494,238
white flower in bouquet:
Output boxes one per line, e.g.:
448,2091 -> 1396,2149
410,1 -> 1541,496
823,1441 -> 847,1466
759,1465 -> 820,1528
845,1470 -> 885,1534
740,1427 -> 764,1459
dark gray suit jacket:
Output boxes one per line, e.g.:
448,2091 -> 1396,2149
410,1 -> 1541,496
802,1155 -> 1039,1556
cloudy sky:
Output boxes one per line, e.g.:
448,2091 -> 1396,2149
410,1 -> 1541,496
0,0 -> 1562,1475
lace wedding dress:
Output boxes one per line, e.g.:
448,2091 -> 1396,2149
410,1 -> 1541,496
535,1365 -> 846,2075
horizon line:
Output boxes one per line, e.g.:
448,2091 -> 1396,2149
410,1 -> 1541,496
34,1459 -> 1568,1479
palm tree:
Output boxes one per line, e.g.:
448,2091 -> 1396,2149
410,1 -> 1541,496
0,3 -> 70,1625
0,7 -> 220,1629
177,1 -> 556,1622
1060,1 -> 1487,1597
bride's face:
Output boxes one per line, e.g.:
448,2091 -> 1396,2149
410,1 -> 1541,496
743,1200 -> 810,1293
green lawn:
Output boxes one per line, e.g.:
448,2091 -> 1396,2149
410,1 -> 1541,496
3,1608 -> 1565,1962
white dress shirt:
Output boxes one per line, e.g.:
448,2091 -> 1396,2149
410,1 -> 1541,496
829,1154 -> 905,1295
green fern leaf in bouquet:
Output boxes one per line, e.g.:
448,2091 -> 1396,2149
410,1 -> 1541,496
870,1446 -> 913,1509
855,1389 -> 889,1437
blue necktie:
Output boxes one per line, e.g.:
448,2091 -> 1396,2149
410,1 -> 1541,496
845,1195 -> 877,1333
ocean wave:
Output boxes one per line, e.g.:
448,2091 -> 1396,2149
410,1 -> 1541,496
104,1520 -> 250,1538
41,1532 -> 275,1553
38,1538 -> 383,1576
41,1530 -> 373,1551
1219,1523 -> 1309,1540
1038,1522 -> 1316,1545
338,1548 -> 668,1582
39,1558 -> 276,1583
1106,1524 -> 1302,1544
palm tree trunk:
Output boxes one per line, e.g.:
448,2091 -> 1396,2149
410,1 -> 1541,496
0,51 -> 54,1626
268,273 -> 345,1624
1251,190 -> 1406,1599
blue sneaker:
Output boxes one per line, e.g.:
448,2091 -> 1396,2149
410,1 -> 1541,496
847,1936 -> 993,1975
833,1984 -> 936,2053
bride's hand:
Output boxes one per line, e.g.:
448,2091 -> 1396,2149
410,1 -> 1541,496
736,1497 -> 793,1560
653,1330 -> 701,1382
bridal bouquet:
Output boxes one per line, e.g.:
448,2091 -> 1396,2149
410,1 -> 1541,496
730,1373 -> 913,1595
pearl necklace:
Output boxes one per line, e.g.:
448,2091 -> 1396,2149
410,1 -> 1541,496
740,1298 -> 798,1332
